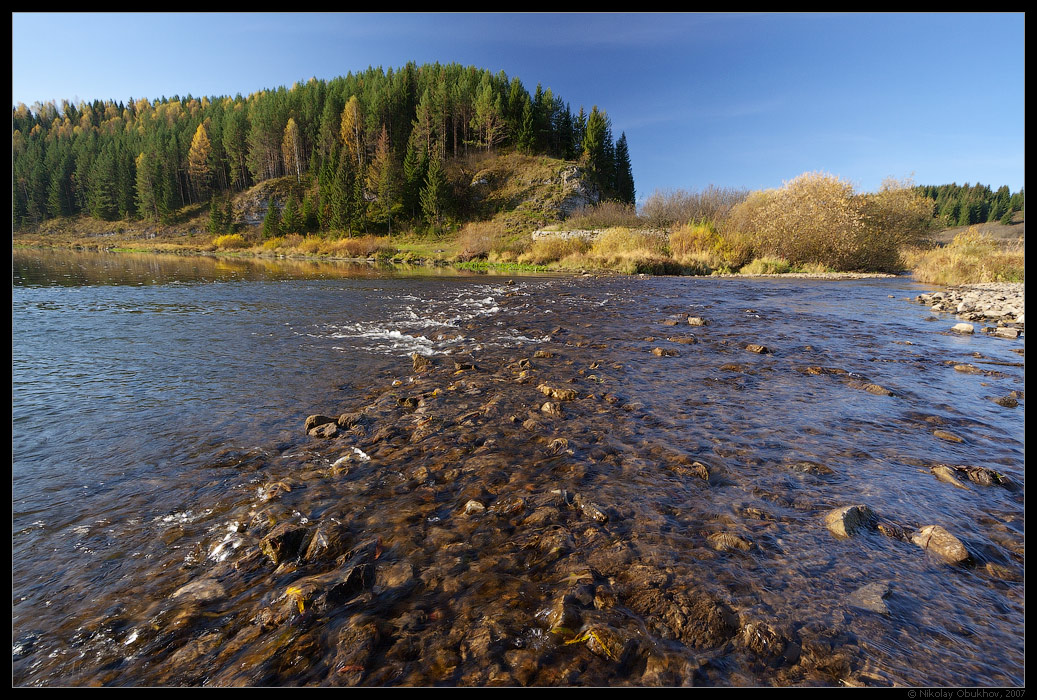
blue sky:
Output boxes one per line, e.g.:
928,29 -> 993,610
12,13 -> 1025,200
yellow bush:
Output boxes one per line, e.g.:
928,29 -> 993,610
213,233 -> 248,250
724,172 -> 929,272
740,256 -> 792,275
668,223 -> 715,258
262,236 -> 285,250
669,223 -> 755,271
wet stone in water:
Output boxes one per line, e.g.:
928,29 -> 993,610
824,505 -> 877,539
911,525 -> 970,565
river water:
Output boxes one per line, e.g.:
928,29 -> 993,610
12,248 -> 1024,687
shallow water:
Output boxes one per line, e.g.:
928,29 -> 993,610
12,249 -> 1024,686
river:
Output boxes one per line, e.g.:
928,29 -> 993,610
12,248 -> 1025,686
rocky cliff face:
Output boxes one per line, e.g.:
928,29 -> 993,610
467,154 -> 601,227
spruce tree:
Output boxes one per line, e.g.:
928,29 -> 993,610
223,196 -> 235,233
262,197 -> 281,239
420,150 -> 447,230
280,192 -> 302,235
614,132 -> 635,205
207,195 -> 225,235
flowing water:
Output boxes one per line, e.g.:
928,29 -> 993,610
12,248 -> 1024,687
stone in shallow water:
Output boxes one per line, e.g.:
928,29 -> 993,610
824,505 -> 876,539
847,581 -> 891,614
304,414 -> 336,432
933,429 -> 965,443
171,578 -> 226,603
911,525 -> 970,564
951,323 -> 975,334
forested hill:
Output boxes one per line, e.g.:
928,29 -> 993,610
12,62 -> 636,234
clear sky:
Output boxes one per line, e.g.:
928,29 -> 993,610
12,12 -> 1025,200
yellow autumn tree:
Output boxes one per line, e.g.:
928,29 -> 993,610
340,95 -> 365,170
281,117 -> 303,182
187,121 -> 213,202
339,95 -> 365,169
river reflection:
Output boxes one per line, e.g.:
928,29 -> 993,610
12,249 -> 1024,686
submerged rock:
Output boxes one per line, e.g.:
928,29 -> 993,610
933,429 -> 966,443
911,525 -> 970,564
171,578 -> 226,604
411,353 -> 433,373
537,384 -> 577,401
930,465 -> 969,490
847,581 -> 891,614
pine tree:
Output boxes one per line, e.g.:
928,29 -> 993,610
301,192 -> 318,234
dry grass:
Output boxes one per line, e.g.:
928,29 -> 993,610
454,221 -> 505,261
517,235 -> 591,265
904,228 -> 1025,284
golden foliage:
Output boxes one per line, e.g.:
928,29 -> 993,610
213,234 -> 248,250
724,172 -> 931,272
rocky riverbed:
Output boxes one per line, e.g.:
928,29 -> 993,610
12,271 -> 1025,687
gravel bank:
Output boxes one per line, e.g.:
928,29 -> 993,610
914,282 -> 1025,332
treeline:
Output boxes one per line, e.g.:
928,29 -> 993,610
12,62 -> 635,232
914,183 -> 1024,227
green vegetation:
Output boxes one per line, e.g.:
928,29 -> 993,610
13,63 -> 635,238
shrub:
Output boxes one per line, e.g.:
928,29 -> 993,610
724,172 -> 930,272
590,227 -> 668,257
321,235 -> 393,258
640,186 -> 749,228
564,201 -> 641,229
213,233 -> 248,250
455,221 -> 504,261
669,223 -> 756,272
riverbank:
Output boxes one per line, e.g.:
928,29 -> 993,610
913,282 -> 1025,334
